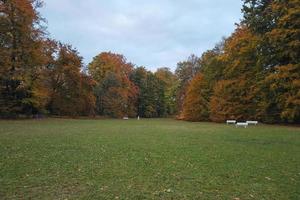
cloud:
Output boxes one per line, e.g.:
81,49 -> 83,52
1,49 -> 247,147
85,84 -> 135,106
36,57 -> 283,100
41,0 -> 243,71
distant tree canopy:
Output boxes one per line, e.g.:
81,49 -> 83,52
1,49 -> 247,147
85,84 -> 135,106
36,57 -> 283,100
87,52 -> 177,118
88,52 -> 138,118
130,67 -> 177,118
175,55 -> 201,115
0,0 -> 299,123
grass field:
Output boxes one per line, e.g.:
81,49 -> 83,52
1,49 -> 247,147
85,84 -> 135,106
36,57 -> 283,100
0,119 -> 299,199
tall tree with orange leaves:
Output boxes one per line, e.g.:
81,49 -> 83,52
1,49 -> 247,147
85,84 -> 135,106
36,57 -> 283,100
242,0 -> 300,123
209,26 -> 259,122
44,41 -> 95,116
182,73 -> 209,121
0,0 -> 46,117
88,52 -> 138,118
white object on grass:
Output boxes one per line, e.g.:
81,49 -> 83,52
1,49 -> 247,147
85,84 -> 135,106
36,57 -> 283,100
246,121 -> 258,125
235,122 -> 248,128
226,120 -> 236,124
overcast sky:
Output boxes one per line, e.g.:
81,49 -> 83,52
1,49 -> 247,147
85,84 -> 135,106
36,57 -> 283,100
41,0 -> 243,71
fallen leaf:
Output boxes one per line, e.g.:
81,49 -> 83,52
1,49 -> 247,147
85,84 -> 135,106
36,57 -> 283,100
265,177 -> 272,180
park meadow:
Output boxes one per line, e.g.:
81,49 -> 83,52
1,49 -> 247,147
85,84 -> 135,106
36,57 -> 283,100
1,0 -> 300,199
0,118 -> 299,199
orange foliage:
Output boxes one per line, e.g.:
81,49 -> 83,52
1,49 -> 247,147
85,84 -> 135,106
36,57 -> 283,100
210,79 -> 257,123
89,52 -> 138,118
182,73 -> 209,121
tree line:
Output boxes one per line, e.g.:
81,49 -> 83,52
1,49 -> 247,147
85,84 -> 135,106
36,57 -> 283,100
0,0 -> 177,118
0,0 -> 299,123
180,0 -> 300,124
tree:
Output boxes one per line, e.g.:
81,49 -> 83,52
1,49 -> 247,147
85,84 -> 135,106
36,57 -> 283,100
259,64 -> 300,123
78,74 -> 96,116
207,26 -> 259,122
210,79 -> 257,122
200,40 -> 226,91
175,54 -> 201,114
220,26 -> 260,79
241,0 -> 300,123
131,67 -> 172,118
88,52 -> 133,84
182,73 -> 209,121
155,67 -> 177,116
242,0 -> 299,70
88,52 -> 137,117
0,0 -> 46,117
46,42 -> 95,116
242,0 -> 276,35
131,67 -> 148,117
100,72 -> 129,118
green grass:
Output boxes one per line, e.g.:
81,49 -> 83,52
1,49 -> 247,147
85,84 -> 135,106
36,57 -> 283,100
0,119 -> 299,199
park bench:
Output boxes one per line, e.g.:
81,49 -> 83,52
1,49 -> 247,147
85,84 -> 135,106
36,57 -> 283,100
246,121 -> 258,125
235,122 -> 248,128
123,117 -> 129,120
226,120 -> 236,124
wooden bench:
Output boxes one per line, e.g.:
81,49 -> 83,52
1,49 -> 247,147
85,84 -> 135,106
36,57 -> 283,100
235,122 -> 248,128
246,121 -> 258,125
226,120 -> 236,124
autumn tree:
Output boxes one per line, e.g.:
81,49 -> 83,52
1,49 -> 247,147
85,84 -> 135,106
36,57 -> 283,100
210,80 -> 257,122
182,73 -> 209,121
208,26 -> 259,122
260,65 -> 300,123
242,0 -> 300,123
175,55 -> 201,115
0,0 -> 46,117
43,41 -> 95,116
88,52 -> 137,118
79,74 -> 96,116
179,41 -> 227,121
199,42 -> 225,90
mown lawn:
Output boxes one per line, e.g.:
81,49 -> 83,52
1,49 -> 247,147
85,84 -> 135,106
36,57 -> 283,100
0,119 -> 299,199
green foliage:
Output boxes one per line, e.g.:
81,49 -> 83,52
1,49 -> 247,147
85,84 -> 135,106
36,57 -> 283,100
199,41 -> 226,89
242,0 -> 275,34
175,55 -> 201,113
131,67 -> 170,118
89,52 -> 137,118
155,67 -> 178,116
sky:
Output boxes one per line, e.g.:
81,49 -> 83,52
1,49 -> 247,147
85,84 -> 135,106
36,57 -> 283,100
40,0 -> 243,71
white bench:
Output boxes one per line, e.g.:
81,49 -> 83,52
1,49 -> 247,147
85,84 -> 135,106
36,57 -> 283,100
226,120 -> 236,124
123,117 -> 129,120
246,121 -> 258,125
235,122 -> 248,128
